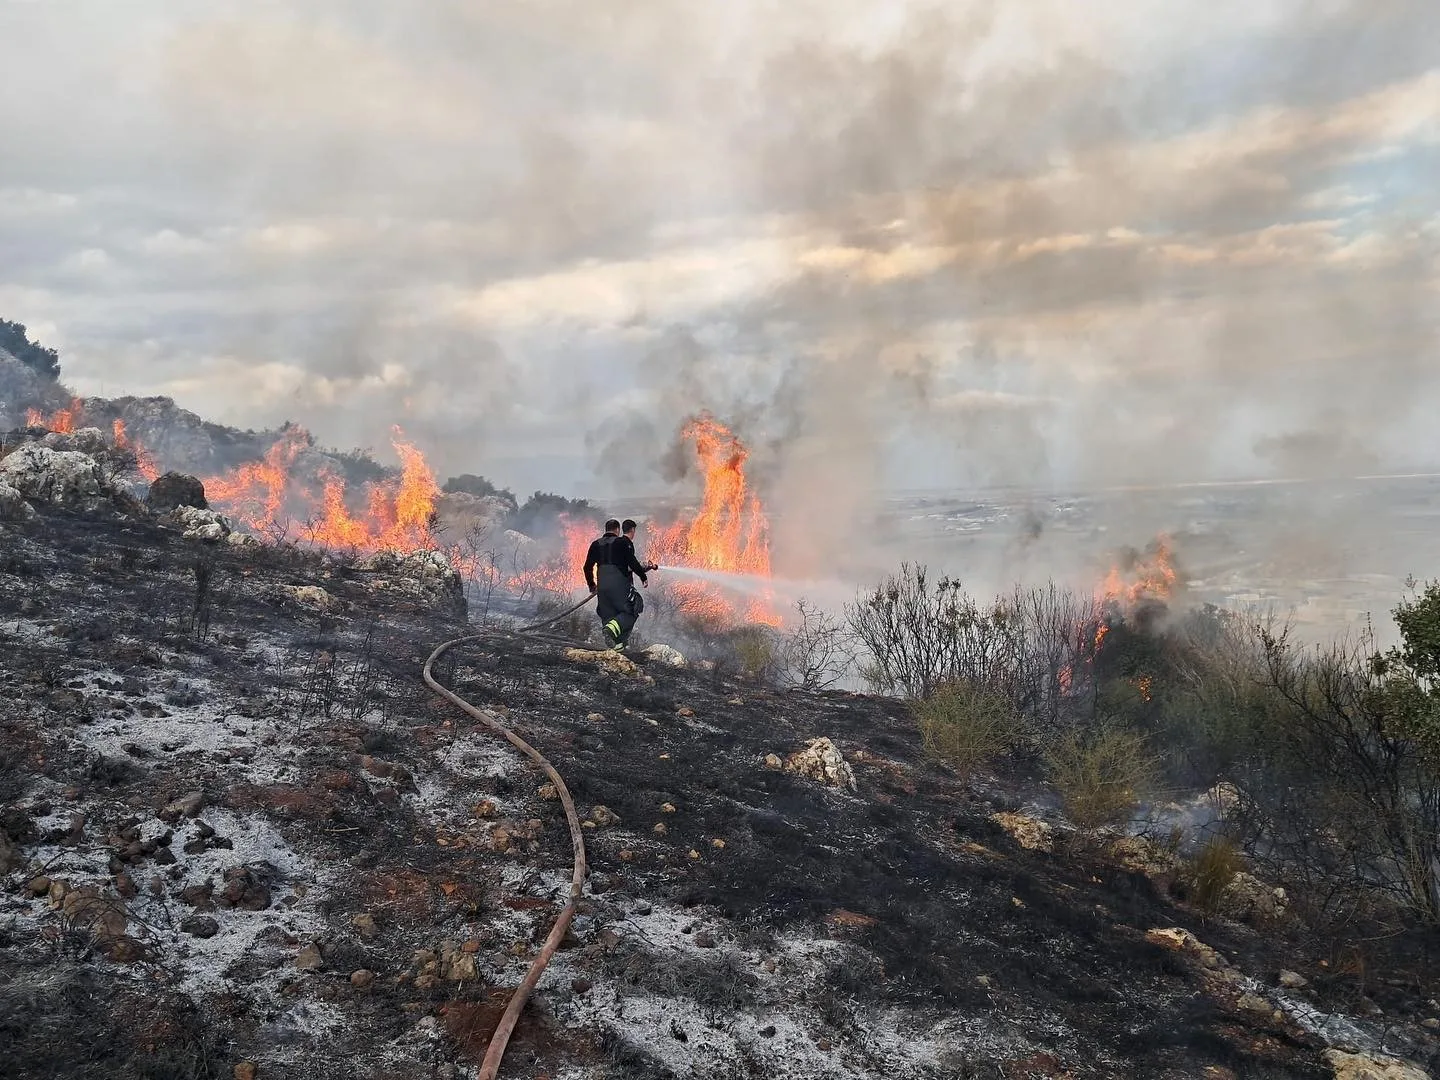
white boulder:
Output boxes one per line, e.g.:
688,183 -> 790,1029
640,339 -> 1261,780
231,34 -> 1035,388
641,643 -> 687,668
168,504 -> 234,542
0,444 -> 111,505
782,737 -> 857,792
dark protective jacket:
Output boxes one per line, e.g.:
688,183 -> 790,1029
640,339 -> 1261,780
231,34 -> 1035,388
583,533 -> 649,590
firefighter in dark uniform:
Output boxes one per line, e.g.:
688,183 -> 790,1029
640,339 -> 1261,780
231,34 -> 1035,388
583,518 -> 656,650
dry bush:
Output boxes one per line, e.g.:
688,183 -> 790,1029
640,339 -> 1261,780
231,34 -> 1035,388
1046,725 -> 1158,831
914,680 -> 1019,782
779,599 -> 854,690
1183,836 -> 1245,916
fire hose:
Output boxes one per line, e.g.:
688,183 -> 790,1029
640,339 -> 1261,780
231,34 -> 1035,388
421,591 -> 597,1080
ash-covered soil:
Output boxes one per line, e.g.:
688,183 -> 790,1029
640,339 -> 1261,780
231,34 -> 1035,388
1,508 -> 1437,1080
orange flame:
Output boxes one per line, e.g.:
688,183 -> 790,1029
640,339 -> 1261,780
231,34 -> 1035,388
25,399 -> 83,433
203,426 -> 443,556
112,420 -> 161,482
647,415 -> 778,626
204,427 -> 311,536
1097,534 -> 1177,610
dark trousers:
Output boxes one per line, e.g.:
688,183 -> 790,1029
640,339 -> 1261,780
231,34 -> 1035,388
596,568 -> 642,643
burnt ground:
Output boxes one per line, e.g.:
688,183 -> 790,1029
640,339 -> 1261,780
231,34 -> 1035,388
0,507 -> 1437,1080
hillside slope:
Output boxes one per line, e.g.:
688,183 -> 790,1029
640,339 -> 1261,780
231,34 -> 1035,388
0,502 -> 1436,1079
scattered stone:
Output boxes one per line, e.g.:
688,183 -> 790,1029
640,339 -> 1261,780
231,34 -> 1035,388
1323,1050 -> 1430,1080
571,976 -> 593,994
653,822 -> 667,836
585,712 -> 605,723
1237,993 -> 1271,1014
826,909 -> 880,929
1278,970 -> 1309,990
563,647 -> 641,676
145,472 -> 207,512
181,916 -> 220,939
234,1063 -> 258,1080
590,805 -> 620,827
60,886 -> 128,942
114,872 -> 137,899
27,876 -> 51,897
711,838 -> 726,850
169,504 -> 233,542
295,943 -> 324,971
694,931 -> 716,949
661,802 -> 677,814
473,800 -> 498,819
990,812 -> 1055,854
676,706 -> 695,718
274,584 -> 341,611
782,738 -> 857,792
1145,927 -> 1223,970
641,643 -> 687,668
1422,1018 -> 1439,1030
353,913 -> 379,940
1221,872 -> 1290,923
351,969 -> 377,989
763,753 -> 783,771
687,849 -> 701,860
538,783 -> 558,800
217,865 -> 273,911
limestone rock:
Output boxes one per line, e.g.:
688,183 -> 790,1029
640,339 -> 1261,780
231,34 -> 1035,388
1220,871 -> 1289,923
0,479 -> 36,523
295,943 -> 324,971
42,427 -> 109,455
1323,1050 -> 1430,1080
782,738 -> 857,791
1145,927 -> 1223,970
0,443 -> 113,506
991,812 -> 1055,854
145,472 -> 208,512
274,584 -> 341,612
168,504 -> 233,542
641,643 -> 687,668
354,549 -> 466,616
564,647 -> 641,677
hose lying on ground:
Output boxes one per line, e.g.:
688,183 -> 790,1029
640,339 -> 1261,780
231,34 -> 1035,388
421,592 -> 596,1080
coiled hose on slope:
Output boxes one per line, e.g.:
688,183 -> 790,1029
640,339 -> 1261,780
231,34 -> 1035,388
421,593 -> 598,1080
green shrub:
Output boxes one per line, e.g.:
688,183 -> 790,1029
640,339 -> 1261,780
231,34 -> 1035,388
1045,725 -> 1158,831
914,681 -> 1019,781
1184,836 -> 1245,916
727,625 -> 779,683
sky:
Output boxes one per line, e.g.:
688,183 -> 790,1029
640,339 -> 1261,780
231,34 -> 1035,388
1,0 -> 1437,508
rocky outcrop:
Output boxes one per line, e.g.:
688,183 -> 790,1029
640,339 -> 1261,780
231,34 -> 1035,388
146,471 -> 208,512
0,443 -> 115,507
1323,1050 -> 1431,1080
40,427 -> 111,456
354,549 -> 466,617
0,479 -> 36,523
782,737 -> 858,792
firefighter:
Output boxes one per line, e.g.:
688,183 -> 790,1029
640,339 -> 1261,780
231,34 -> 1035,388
582,517 -> 656,650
